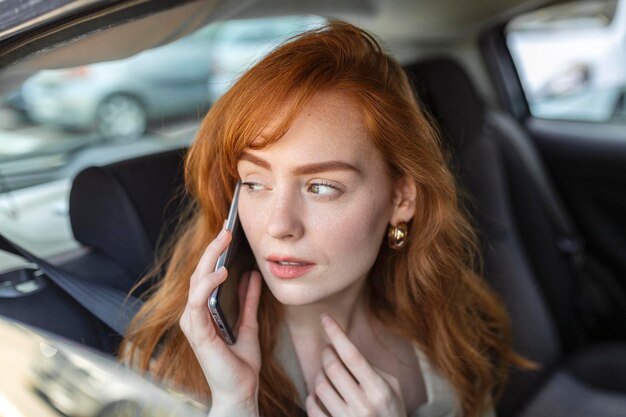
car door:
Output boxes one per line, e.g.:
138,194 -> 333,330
485,0 -> 626,340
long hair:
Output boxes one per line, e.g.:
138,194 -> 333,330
120,20 -> 527,417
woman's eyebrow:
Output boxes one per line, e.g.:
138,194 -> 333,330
239,152 -> 362,176
239,152 -> 271,170
292,161 -> 362,176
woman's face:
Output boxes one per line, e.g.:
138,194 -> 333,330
236,90 -> 413,306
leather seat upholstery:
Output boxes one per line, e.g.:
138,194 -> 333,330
403,57 -> 626,417
0,148 -> 188,353
68,147 -> 189,291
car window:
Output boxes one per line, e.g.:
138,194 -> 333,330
506,0 -> 626,123
0,15 -> 325,272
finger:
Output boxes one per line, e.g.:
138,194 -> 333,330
321,347 -> 367,405
320,314 -> 380,391
305,394 -> 328,417
181,266 -> 228,343
191,227 -> 232,282
314,371 -> 346,416
236,271 -> 262,338
373,366 -> 402,394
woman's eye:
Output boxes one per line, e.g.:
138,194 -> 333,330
242,182 -> 265,192
307,182 -> 340,198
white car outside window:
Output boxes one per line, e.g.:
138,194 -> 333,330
507,0 -> 626,122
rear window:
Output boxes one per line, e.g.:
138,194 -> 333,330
506,0 -> 626,123
0,16 -> 324,272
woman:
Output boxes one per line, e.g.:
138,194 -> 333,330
121,21 -> 527,417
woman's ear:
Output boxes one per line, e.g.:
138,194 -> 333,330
390,176 -> 417,225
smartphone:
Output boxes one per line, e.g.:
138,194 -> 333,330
208,181 -> 256,344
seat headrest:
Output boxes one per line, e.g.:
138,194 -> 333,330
69,148 -> 188,278
404,57 -> 485,152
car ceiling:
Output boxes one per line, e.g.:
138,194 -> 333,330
0,0 -> 561,94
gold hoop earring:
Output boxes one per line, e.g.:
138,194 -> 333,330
387,222 -> 408,249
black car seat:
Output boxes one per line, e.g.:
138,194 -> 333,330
403,58 -> 626,417
0,148 -> 188,354
68,147 -> 188,290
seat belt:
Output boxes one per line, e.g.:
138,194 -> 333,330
485,111 -> 626,332
486,111 -> 583,253
0,232 -> 142,335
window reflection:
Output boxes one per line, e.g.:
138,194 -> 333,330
0,16 -> 324,270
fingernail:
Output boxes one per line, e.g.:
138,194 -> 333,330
216,266 -> 226,274
320,314 -> 332,327
217,228 -> 227,240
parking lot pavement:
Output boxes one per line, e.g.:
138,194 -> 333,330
0,127 -> 93,157
0,116 -> 198,189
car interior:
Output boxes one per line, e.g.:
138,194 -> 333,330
0,0 -> 625,416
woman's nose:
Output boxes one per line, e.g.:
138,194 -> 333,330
266,191 -> 304,241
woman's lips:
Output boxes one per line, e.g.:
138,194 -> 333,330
266,257 -> 315,279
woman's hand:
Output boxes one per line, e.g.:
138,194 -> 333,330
306,315 -> 407,417
179,226 -> 262,417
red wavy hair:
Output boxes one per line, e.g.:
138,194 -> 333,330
120,20 -> 528,417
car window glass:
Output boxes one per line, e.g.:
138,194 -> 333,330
506,0 -> 626,123
0,15 -> 324,272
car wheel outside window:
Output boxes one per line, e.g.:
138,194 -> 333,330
96,94 -> 147,141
